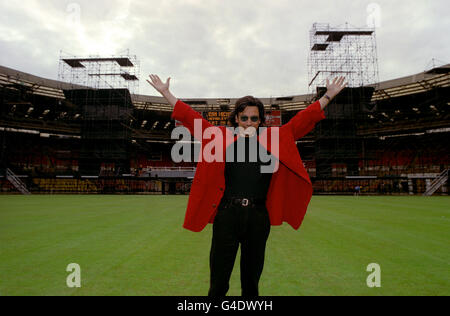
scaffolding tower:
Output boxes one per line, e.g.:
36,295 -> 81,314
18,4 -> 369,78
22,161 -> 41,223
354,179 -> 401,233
308,23 -> 378,179
58,51 -> 140,94
58,51 -> 138,176
308,23 -> 379,93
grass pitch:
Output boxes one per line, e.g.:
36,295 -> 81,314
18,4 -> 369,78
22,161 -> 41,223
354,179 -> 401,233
0,194 -> 448,296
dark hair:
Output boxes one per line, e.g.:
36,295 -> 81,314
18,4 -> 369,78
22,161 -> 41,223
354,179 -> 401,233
228,96 -> 265,128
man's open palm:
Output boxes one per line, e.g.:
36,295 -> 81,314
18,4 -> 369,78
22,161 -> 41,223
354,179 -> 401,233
326,76 -> 347,98
147,74 -> 170,94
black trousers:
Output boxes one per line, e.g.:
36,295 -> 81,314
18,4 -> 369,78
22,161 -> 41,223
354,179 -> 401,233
208,201 -> 271,297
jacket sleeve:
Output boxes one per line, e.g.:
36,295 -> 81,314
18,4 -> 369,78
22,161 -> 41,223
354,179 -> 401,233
171,99 -> 214,140
283,100 -> 326,140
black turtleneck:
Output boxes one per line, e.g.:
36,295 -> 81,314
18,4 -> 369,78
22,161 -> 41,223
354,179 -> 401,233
223,134 -> 276,199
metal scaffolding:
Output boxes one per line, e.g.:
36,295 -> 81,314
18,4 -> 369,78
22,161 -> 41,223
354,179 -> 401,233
58,51 -> 140,94
308,23 -> 379,94
57,51 -> 138,176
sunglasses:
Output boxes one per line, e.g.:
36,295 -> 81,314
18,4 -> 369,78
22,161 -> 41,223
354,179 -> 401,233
239,115 -> 260,122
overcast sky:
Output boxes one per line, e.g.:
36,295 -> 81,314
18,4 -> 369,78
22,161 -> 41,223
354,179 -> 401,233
0,0 -> 449,98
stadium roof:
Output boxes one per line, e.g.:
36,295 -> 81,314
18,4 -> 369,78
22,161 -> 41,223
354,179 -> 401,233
1,63 -> 449,112
0,65 -> 88,99
368,64 -> 450,101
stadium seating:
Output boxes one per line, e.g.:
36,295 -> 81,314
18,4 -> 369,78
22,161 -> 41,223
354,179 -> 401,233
1,65 -> 448,195
0,179 -> 18,193
29,178 -> 164,194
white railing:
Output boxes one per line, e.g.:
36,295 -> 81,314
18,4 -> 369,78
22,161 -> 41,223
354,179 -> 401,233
423,169 -> 449,196
6,168 -> 31,195
146,167 -> 196,172
143,167 -> 197,178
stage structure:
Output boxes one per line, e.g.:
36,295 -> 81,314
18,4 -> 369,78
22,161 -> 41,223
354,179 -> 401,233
58,52 -> 140,94
63,89 -> 133,176
314,86 -> 375,178
308,23 -> 378,178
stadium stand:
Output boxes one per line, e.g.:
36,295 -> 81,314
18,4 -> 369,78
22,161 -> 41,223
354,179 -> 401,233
0,64 -> 448,195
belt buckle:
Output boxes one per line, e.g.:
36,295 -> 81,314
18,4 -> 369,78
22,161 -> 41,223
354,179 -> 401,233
241,198 -> 249,207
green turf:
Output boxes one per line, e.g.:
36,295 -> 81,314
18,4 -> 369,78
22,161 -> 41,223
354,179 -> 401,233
0,195 -> 448,296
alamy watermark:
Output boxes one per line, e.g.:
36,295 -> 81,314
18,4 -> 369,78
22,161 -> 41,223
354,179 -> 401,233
65,1 -> 132,29
366,263 -> 381,288
66,263 -> 81,288
171,122 -> 280,173
66,3 -> 82,29
366,3 -> 382,28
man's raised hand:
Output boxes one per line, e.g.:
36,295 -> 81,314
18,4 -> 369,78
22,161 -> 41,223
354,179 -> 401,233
326,76 -> 348,99
147,74 -> 171,94
318,76 -> 348,110
146,74 -> 178,107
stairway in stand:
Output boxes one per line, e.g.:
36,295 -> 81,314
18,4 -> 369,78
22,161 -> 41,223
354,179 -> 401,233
6,168 -> 31,195
423,169 -> 449,196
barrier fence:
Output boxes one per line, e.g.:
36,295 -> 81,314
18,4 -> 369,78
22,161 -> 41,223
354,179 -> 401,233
0,176 -> 447,195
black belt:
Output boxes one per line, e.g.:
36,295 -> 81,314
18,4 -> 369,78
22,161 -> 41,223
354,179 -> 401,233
220,197 -> 266,208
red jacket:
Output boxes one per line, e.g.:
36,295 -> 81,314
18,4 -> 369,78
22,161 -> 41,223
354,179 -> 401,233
171,99 -> 326,232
